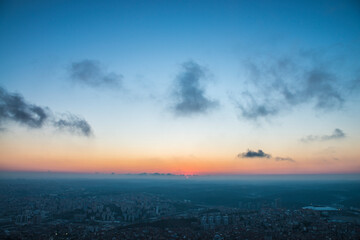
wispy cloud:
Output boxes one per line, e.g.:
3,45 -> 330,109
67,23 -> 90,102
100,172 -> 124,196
274,157 -> 295,163
233,51 -> 357,121
53,114 -> 92,137
69,60 -> 123,88
301,128 -> 345,143
172,61 -> 218,116
0,87 -> 93,137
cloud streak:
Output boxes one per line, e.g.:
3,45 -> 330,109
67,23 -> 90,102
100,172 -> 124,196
172,61 -> 218,116
0,87 -> 93,137
69,60 -> 123,88
274,157 -> 295,163
301,128 -> 345,143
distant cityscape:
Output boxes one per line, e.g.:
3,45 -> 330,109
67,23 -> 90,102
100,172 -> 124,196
1,178 -> 360,239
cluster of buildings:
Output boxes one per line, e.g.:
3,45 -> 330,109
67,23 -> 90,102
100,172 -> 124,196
0,183 -> 187,239
200,214 -> 229,229
238,198 -> 282,210
102,208 -> 360,240
4,191 -> 179,227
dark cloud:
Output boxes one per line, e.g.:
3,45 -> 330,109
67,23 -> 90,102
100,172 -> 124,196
0,87 -> 49,128
238,149 -> 295,163
0,87 -> 92,137
274,157 -> 295,163
301,128 -> 346,143
235,52 -> 354,121
69,60 -> 122,88
53,114 -> 92,137
172,61 -> 218,116
239,149 -> 271,158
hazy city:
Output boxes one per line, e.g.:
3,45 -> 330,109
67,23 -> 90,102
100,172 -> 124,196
1,0 -> 360,239
1,174 -> 360,239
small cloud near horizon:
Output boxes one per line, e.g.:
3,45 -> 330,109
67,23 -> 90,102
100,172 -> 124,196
301,128 -> 345,143
238,149 -> 295,163
274,157 -> 295,163
239,149 -> 271,158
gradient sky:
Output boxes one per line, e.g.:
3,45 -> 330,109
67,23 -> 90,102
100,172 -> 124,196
1,0 -> 360,175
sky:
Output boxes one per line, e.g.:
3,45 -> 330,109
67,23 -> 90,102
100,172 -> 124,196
0,0 -> 360,175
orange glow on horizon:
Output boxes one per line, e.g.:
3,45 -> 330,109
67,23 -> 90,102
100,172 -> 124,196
1,154 -> 359,176
1,134 -> 360,176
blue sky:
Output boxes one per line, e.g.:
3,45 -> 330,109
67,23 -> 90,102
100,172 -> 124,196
0,0 -> 360,174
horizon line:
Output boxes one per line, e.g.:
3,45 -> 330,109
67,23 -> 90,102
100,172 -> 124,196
1,170 -> 360,177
